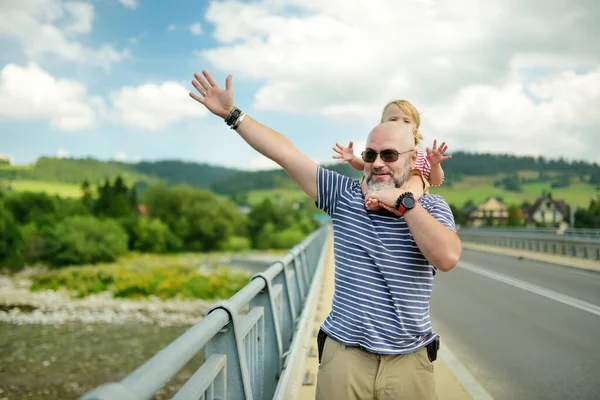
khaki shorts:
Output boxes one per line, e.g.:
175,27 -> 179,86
316,335 -> 437,400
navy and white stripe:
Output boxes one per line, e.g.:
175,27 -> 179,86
317,166 -> 456,354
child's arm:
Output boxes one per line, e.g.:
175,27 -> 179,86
332,141 -> 365,171
426,140 -> 451,187
401,169 -> 429,200
363,169 -> 429,211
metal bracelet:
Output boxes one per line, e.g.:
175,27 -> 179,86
231,113 -> 246,130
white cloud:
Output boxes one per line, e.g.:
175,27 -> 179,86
114,151 -> 127,162
0,63 -> 97,130
63,2 -> 94,35
128,32 -> 146,45
428,67 -> 600,159
117,0 -> 139,10
199,0 -> 600,161
167,24 -> 177,31
189,23 -> 203,35
249,156 -> 281,170
0,0 -> 129,70
110,82 -> 208,130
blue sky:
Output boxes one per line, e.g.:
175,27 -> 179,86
1,0 -> 599,169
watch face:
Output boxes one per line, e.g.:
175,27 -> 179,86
402,195 -> 416,209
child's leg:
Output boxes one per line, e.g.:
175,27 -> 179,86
361,179 -> 382,210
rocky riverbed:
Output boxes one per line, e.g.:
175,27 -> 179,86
0,276 -> 214,400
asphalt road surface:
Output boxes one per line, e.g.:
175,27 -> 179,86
431,248 -> 600,400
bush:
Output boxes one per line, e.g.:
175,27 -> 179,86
218,236 -> 251,251
19,223 -> 49,264
30,262 -> 250,300
46,216 -> 129,267
31,266 -> 116,297
133,218 -> 181,253
272,228 -> 305,249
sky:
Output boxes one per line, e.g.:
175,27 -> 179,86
0,0 -> 599,170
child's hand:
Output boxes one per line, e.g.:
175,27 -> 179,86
366,189 -> 406,217
365,195 -> 382,211
426,140 -> 452,165
366,188 -> 402,209
332,141 -> 355,163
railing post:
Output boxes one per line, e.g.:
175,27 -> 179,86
205,301 -> 254,400
250,274 -> 284,400
290,251 -> 307,304
300,249 -> 311,291
273,261 -> 296,355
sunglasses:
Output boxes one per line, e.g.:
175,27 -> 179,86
361,148 -> 414,163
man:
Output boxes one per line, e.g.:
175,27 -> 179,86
190,70 -> 461,399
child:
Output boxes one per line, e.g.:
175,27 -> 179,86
332,99 -> 450,210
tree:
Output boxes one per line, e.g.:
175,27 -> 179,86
144,184 -> 247,252
0,199 -> 23,269
81,179 -> 93,210
133,218 -> 181,253
506,205 -> 523,226
46,216 -> 129,267
449,204 -> 467,226
4,191 -> 59,226
574,199 -> 600,228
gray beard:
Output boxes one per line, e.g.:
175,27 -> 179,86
366,162 -> 411,191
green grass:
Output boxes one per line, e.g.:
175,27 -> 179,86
246,188 -> 311,206
27,252 -> 257,299
244,177 -> 598,209
0,163 -> 33,171
3,179 -> 83,198
432,181 -> 598,208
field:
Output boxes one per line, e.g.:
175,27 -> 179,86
1,179 -> 83,198
0,163 -> 32,171
245,176 -> 598,209
431,178 -> 597,208
2,174 -> 598,209
246,188 -> 312,205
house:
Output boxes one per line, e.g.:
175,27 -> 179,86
468,197 -> 508,227
524,193 -> 568,228
0,154 -> 12,165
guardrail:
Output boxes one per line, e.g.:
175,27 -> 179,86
459,228 -> 600,260
81,225 -> 330,400
459,227 -> 600,239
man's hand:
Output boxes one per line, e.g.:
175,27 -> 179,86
426,140 -> 452,166
332,141 -> 355,163
189,70 -> 234,119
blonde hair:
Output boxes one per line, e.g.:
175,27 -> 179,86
381,100 -> 424,145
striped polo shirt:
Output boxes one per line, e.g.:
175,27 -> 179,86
317,166 -> 456,354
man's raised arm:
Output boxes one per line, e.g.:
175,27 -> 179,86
189,70 -> 318,201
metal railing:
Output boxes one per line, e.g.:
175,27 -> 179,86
459,227 -> 600,239
81,225 -> 330,400
459,228 -> 600,260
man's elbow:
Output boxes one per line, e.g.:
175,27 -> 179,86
435,244 -> 461,272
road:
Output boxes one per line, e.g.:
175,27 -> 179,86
431,248 -> 600,400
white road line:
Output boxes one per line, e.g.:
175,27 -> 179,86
459,262 -> 600,318
440,344 -> 494,400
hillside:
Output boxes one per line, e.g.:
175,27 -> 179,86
130,160 -> 238,188
0,157 -> 153,185
1,153 -> 599,207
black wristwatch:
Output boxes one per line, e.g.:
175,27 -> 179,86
395,192 -> 416,217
